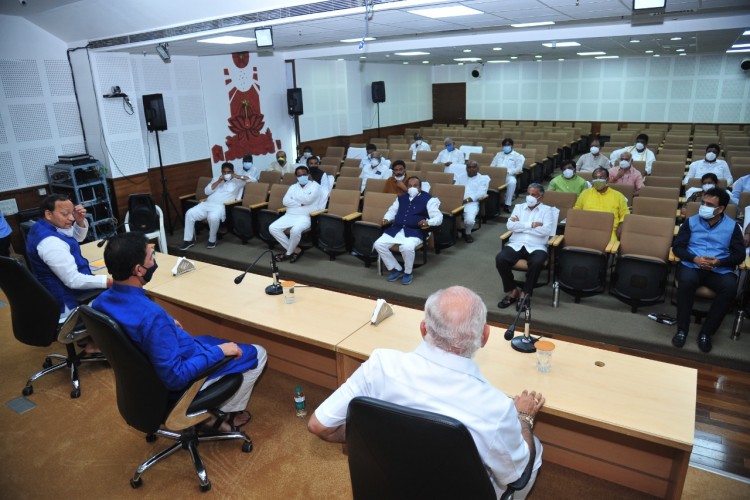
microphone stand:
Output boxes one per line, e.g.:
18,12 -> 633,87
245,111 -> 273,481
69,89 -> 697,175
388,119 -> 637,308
503,295 -> 539,353
234,249 -> 283,295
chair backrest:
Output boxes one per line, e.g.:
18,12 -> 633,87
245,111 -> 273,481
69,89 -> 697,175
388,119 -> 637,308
638,186 -> 680,200
342,157 -> 362,168
346,397 -> 496,500
258,170 -> 281,185
416,150 -> 438,162
418,162 -> 446,175
609,183 -> 634,205
195,176 -> 212,199
0,256 -> 60,347
78,306 -> 168,434
240,182 -> 269,207
326,189 -> 361,217
618,214 -> 675,262
683,202 -> 737,220
388,149 -> 411,161
542,191 -> 576,222
685,178 -> 728,190
319,164 -> 339,177
468,152 -> 495,166
425,172 -> 455,185
644,175 -> 682,190
430,184 -> 464,212
338,166 -> 361,178
365,178 -> 388,193
632,196 -> 678,220
281,173 -> 297,185
320,156 -> 342,168
740,191 -> 750,213
564,209 -> 614,251
334,176 -> 362,192
361,192 -> 397,224
325,146 -> 345,159
267,183 -> 290,211
481,166 -> 508,190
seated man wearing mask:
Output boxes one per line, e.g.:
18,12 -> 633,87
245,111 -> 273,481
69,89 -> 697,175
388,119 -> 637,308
359,144 -> 378,169
455,160 -> 489,243
240,154 -> 261,182
373,176 -> 442,286
672,188 -> 744,353
490,138 -> 525,212
384,161 -> 431,195
270,165 -> 324,263
496,184 -> 555,312
26,194 -> 111,322
730,173 -> 750,205
93,232 -> 267,432
434,137 -> 465,169
609,133 -> 656,175
268,150 -> 290,174
576,139 -> 609,173
296,146 -> 317,167
574,167 -> 629,242
359,151 -> 391,193
548,160 -> 590,197
608,151 -> 643,195
685,173 -> 718,206
307,156 -> 332,209
409,133 -> 431,161
179,162 -> 250,251
683,144 -> 732,186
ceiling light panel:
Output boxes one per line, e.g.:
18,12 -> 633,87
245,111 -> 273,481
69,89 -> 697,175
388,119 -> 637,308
197,35 -> 255,44
408,6 -> 483,19
541,41 -> 580,48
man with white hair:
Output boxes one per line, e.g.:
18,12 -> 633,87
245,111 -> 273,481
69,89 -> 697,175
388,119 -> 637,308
434,137 -> 465,168
308,286 -> 545,499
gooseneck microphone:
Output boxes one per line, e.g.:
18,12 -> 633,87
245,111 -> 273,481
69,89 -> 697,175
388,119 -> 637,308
503,295 -> 539,353
234,249 -> 284,295
504,295 -> 528,341
96,219 -> 124,247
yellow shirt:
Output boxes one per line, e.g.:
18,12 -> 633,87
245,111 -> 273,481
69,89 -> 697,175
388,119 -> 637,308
574,187 -> 629,241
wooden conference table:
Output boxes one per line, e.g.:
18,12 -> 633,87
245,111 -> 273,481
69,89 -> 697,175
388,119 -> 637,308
81,243 -> 696,499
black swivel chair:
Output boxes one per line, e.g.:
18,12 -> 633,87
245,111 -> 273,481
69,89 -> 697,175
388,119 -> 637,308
77,305 -> 252,492
346,396 -> 535,500
0,256 -> 107,398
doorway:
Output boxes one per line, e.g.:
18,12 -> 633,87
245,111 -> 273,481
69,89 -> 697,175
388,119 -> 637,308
432,83 -> 466,126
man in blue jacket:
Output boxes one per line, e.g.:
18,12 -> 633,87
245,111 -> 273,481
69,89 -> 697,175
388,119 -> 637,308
373,177 -> 442,285
672,188 -> 744,353
93,232 -> 266,431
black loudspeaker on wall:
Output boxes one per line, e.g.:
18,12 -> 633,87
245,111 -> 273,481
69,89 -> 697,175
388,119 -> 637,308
142,94 -> 168,131
371,81 -> 386,103
741,59 -> 750,71
287,88 -> 303,115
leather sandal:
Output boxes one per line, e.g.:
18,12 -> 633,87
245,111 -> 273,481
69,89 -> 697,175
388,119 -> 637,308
497,295 -> 518,309
274,253 -> 290,262
226,410 -> 252,431
289,249 -> 304,263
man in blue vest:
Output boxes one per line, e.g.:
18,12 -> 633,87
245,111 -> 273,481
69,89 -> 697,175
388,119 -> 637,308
672,188 -> 744,353
373,176 -> 443,285
26,195 -> 111,320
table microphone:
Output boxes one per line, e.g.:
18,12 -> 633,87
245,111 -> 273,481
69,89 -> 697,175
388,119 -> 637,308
503,295 -> 538,353
504,295 -> 528,341
233,249 -> 284,295
96,219 -> 124,247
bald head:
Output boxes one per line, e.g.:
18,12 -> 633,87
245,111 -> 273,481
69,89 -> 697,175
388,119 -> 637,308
423,286 -> 488,357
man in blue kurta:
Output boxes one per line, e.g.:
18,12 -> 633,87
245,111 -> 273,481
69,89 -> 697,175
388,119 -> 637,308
672,188 -> 744,353
93,232 -> 266,431
373,176 -> 443,285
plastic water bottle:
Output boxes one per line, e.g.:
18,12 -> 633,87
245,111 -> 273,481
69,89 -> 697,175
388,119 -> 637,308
552,281 -> 560,308
294,386 -> 307,418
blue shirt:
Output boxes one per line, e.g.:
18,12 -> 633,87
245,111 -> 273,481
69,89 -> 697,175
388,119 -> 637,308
0,212 -> 10,239
673,214 -> 744,275
93,283 -> 258,391
730,174 -> 750,205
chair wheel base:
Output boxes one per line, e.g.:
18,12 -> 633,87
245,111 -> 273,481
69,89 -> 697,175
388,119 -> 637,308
242,441 -> 253,453
130,477 -> 143,489
22,385 -> 33,396
70,389 -> 81,399
200,481 -> 212,492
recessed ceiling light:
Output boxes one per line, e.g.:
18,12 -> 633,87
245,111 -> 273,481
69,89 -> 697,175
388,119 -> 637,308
645,50 -> 654,53
463,49 -> 472,53
454,57 -> 482,62
340,37 -> 376,43
360,56 -> 366,59
558,58 -> 565,61
744,30 -> 750,36
653,54 -> 661,57
629,39 -> 641,43
634,0 -> 666,8
403,62 -> 409,65
670,37 -> 682,41
675,48 -> 685,52
457,62 -> 464,66
727,48 -> 750,53
535,55 -> 542,58
337,58 -> 344,61
542,41 -> 580,48
535,60 -> 542,62
511,21 -> 555,28
510,56 -> 518,60
409,6 -> 483,18
422,61 -> 430,64
577,51 -> 606,56
595,55 -> 619,59
487,60 -> 510,63
197,35 -> 255,44
732,43 -> 750,48
493,47 -> 502,51
395,51 -> 430,56
678,53 -> 686,56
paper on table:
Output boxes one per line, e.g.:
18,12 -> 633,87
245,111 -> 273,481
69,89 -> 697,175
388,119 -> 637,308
89,259 -> 106,272
172,257 -> 196,276
370,298 -> 394,326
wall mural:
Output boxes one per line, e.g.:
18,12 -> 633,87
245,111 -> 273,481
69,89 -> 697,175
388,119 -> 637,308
211,52 -> 279,163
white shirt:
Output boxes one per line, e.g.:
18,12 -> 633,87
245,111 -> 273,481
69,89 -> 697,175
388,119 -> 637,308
359,164 -> 392,192
456,173 -> 490,202
313,173 -> 333,210
36,220 -> 108,292
409,141 -> 431,160
490,151 -> 525,175
506,203 -> 556,254
384,193 -> 443,227
314,342 -> 541,496
683,159 -> 733,186
283,181 -> 323,216
241,165 -> 261,182
434,148 -> 465,166
609,145 -> 656,175
360,156 -> 392,170
204,176 -> 246,204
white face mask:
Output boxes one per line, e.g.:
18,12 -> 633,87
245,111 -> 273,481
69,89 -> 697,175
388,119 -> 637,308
526,195 -> 538,207
223,173 -> 233,181
303,152 -> 311,158
698,205 -> 716,220
635,142 -> 645,152
619,160 -> 630,169
371,158 -> 380,166
702,183 -> 715,191
408,187 -> 419,198
394,175 -> 405,181
58,226 -> 76,238
563,169 -> 574,179
415,140 -> 422,146
705,152 -> 717,162
590,146 -> 600,155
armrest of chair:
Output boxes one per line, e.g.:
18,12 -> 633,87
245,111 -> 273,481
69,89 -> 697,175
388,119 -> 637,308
740,256 -> 748,270
342,212 -> 362,222
674,225 -> 680,236
310,209 -> 327,217
608,241 -> 620,253
224,200 -> 242,207
449,206 -> 464,216
278,207 -> 287,214
669,248 -> 680,262
178,193 -> 196,201
678,197 -> 686,204
551,235 -> 564,246
499,230 -> 512,241
249,201 -> 269,210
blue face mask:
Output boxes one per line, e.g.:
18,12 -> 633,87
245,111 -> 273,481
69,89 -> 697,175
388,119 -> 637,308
446,144 -> 454,152
242,162 -> 253,171
298,175 -> 309,186
503,145 -> 512,154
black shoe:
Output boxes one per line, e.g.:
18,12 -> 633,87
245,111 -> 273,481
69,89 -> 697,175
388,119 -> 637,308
464,234 -> 474,243
697,333 -> 712,353
497,295 -> 517,309
671,330 -> 687,348
178,241 -> 195,251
